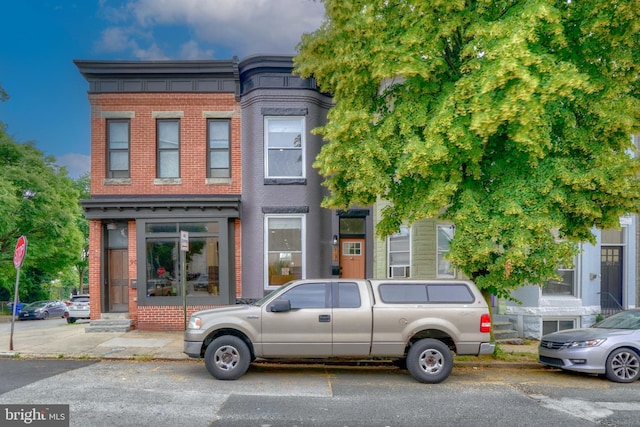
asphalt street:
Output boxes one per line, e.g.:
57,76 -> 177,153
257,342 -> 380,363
1,359 -> 640,427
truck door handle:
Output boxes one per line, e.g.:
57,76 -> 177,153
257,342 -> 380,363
318,314 -> 331,323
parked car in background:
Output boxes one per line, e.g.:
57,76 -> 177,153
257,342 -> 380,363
18,301 -> 66,320
65,294 -> 90,324
194,274 -> 209,290
147,279 -> 174,296
539,309 -> 640,383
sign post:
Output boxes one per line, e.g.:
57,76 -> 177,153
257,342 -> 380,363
180,231 -> 189,330
10,235 -> 27,351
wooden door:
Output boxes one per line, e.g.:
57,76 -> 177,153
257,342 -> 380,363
108,249 -> 129,312
339,238 -> 365,279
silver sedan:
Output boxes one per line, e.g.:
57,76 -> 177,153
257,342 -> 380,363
539,309 -> 640,383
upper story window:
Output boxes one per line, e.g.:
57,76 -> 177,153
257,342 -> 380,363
208,119 -> 230,178
107,119 -> 130,178
388,226 -> 410,278
265,117 -> 305,178
437,224 -> 455,278
157,119 -> 180,178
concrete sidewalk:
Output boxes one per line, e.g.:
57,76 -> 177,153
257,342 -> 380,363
0,320 -> 188,361
0,316 -> 541,368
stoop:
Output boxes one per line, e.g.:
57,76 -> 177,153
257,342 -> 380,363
86,313 -> 134,333
492,314 -> 525,345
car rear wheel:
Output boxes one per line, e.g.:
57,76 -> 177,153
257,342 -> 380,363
406,338 -> 453,383
204,336 -> 251,380
605,348 -> 640,383
67,317 -> 76,324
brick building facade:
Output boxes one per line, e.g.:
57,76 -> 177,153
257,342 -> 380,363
76,59 -> 244,331
75,56 -> 363,331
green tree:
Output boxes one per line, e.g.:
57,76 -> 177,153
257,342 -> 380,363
72,172 -> 90,293
295,0 -> 640,299
0,83 -> 8,102
0,125 -> 84,302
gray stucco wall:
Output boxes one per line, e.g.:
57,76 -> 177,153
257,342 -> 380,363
240,72 -> 334,298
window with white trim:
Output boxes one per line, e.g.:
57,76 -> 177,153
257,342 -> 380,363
157,119 -> 180,178
265,117 -> 304,178
388,226 -> 410,278
437,224 -> 455,277
266,215 -> 305,288
542,262 -> 576,296
542,232 -> 578,296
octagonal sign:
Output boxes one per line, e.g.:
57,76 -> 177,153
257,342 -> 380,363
13,235 -> 27,269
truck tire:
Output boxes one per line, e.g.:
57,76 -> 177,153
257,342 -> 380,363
204,336 -> 251,380
406,338 -> 453,383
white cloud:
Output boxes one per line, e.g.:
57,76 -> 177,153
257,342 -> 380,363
179,40 -> 215,60
95,27 -> 133,52
96,0 -> 325,59
56,153 -> 91,179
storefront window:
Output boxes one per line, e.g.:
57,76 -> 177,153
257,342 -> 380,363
146,239 -> 178,297
144,222 -> 220,298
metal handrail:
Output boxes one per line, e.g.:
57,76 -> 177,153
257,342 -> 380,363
598,292 -> 624,317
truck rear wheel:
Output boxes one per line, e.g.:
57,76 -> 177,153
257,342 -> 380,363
406,338 -> 453,383
204,336 -> 251,380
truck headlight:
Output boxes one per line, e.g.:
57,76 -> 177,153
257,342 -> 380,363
188,316 -> 202,330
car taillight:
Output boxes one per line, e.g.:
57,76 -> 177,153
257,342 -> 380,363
480,314 -> 491,333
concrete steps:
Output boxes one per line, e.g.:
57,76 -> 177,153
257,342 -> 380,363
86,314 -> 134,333
493,315 -> 525,345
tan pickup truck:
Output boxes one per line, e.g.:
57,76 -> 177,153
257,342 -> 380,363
184,279 -> 494,383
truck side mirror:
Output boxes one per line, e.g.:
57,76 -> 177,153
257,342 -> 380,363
269,299 -> 291,312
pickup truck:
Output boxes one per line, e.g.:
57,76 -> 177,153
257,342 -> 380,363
184,279 -> 494,383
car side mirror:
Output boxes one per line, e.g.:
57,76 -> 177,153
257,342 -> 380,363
269,299 -> 291,313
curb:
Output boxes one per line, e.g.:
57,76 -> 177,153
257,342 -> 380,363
0,351 -> 541,370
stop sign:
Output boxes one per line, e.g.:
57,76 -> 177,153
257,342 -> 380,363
13,235 -> 27,269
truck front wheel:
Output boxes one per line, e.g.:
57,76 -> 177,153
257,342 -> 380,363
406,338 -> 453,383
204,336 -> 251,380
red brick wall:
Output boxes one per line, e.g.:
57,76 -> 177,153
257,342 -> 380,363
137,305 -> 220,331
88,220 -> 102,320
88,92 -> 241,195
86,92 -> 243,329
127,221 -> 138,326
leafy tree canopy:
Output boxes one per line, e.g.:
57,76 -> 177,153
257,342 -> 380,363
295,0 -> 640,297
0,125 -> 84,301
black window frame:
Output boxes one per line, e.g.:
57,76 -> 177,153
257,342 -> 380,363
207,119 -> 231,178
156,118 -> 180,178
106,119 -> 130,178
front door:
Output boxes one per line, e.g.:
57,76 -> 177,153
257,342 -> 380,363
108,249 -> 129,312
339,238 -> 365,279
601,246 -> 623,310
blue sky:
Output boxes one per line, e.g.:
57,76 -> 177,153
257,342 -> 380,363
0,0 -> 325,178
